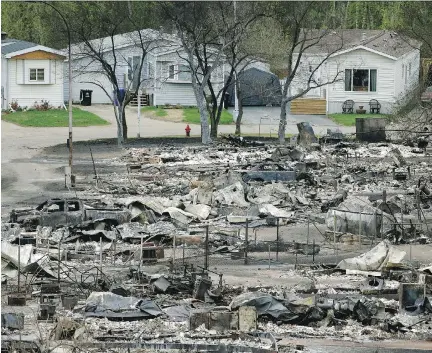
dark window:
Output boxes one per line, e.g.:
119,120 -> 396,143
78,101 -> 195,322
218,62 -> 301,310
168,65 -> 175,79
345,69 -> 377,92
46,201 -> 64,212
29,68 -> 44,82
67,201 -> 80,211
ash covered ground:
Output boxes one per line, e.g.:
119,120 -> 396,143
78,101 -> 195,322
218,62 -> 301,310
2,133 -> 432,353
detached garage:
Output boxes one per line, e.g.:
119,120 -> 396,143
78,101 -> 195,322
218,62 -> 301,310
226,68 -> 282,107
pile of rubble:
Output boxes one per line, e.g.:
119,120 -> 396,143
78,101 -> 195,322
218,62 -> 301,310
2,125 -> 432,352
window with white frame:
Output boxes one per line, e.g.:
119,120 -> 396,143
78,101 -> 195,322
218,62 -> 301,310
178,64 -> 190,81
128,56 -> 141,80
344,69 -> 377,92
29,68 -> 44,82
168,64 -> 175,79
167,64 -> 191,81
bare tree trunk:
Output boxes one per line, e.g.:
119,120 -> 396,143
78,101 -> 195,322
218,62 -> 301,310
121,107 -> 128,142
278,98 -> 288,144
210,118 -> 218,138
235,85 -> 243,135
113,106 -> 123,146
193,85 -> 211,144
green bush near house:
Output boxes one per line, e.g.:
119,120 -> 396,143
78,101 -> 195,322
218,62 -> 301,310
1,107 -> 109,127
183,107 -> 233,125
328,113 -> 389,126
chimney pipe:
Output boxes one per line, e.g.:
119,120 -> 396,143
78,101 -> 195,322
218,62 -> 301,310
361,32 -> 367,41
1,32 -> 7,40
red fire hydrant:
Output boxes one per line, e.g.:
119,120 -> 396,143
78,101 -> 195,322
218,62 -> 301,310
185,124 -> 191,137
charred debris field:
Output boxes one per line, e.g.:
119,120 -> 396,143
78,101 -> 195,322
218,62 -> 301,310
2,132 -> 432,353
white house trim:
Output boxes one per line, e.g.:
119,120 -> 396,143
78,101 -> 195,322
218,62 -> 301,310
5,45 -> 66,59
330,45 -> 397,61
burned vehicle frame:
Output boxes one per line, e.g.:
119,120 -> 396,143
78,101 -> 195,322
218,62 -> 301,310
10,198 -> 131,231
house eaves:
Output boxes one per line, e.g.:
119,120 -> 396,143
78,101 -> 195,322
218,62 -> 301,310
5,45 -> 66,59
329,45 -> 398,61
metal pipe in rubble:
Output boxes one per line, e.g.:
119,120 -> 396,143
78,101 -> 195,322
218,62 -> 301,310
204,225 -> 209,271
245,218 -> 249,265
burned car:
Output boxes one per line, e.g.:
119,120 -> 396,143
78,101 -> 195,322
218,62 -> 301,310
10,198 -> 131,231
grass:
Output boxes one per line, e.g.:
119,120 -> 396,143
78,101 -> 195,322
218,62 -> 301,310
328,113 -> 389,126
2,107 -> 109,127
182,107 -> 233,125
143,105 -> 233,125
141,106 -> 168,117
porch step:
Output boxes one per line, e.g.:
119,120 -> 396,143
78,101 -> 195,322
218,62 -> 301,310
130,94 -> 150,107
290,98 -> 326,115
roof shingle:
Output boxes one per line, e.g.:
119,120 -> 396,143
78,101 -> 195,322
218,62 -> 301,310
1,38 -> 38,56
295,29 -> 422,58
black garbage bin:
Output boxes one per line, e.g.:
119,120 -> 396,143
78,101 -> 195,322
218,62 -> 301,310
80,89 -> 93,106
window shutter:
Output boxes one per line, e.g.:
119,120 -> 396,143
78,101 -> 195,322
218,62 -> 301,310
370,69 -> 377,92
344,69 -> 351,91
162,63 -> 169,79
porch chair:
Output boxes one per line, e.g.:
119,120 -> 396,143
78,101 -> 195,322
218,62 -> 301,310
342,100 -> 354,113
369,99 -> 381,114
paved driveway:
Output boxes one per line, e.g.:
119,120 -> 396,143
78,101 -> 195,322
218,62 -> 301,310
228,106 -> 335,125
227,106 -> 353,136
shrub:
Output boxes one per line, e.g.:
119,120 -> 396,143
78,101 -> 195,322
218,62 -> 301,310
34,100 -> 52,111
10,99 -> 20,111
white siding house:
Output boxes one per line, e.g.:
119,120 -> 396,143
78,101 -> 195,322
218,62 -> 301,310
64,30 -> 227,107
289,30 -> 422,114
1,36 -> 66,110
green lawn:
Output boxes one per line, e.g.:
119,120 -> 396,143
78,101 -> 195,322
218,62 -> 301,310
143,106 -> 233,125
182,107 -> 233,125
2,107 -> 109,127
328,113 -> 389,126
141,106 -> 168,117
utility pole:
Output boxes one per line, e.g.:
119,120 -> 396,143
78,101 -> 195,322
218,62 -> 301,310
137,89 -> 141,138
41,2 -> 73,185
233,0 -> 239,121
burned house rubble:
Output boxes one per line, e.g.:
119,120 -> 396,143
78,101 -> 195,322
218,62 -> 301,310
2,128 -> 432,352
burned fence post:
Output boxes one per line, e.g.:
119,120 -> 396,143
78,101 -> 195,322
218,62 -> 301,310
58,238 -> 61,284
245,218 -> 249,265
173,233 -> 176,272
333,213 -> 337,255
18,234 -> 21,292
204,225 -> 209,271
373,210 -> 377,248
276,218 -> 280,262
307,215 -> 310,257
112,239 -> 116,265
268,244 -> 271,270
312,239 -> 315,263
100,236 -> 103,275
358,212 -> 362,249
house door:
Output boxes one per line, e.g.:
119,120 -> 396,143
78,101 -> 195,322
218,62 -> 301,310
128,56 -> 141,91
306,65 -> 321,97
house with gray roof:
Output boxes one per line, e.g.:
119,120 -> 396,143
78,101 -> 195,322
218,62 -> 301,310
289,29 -> 422,115
1,33 -> 66,110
